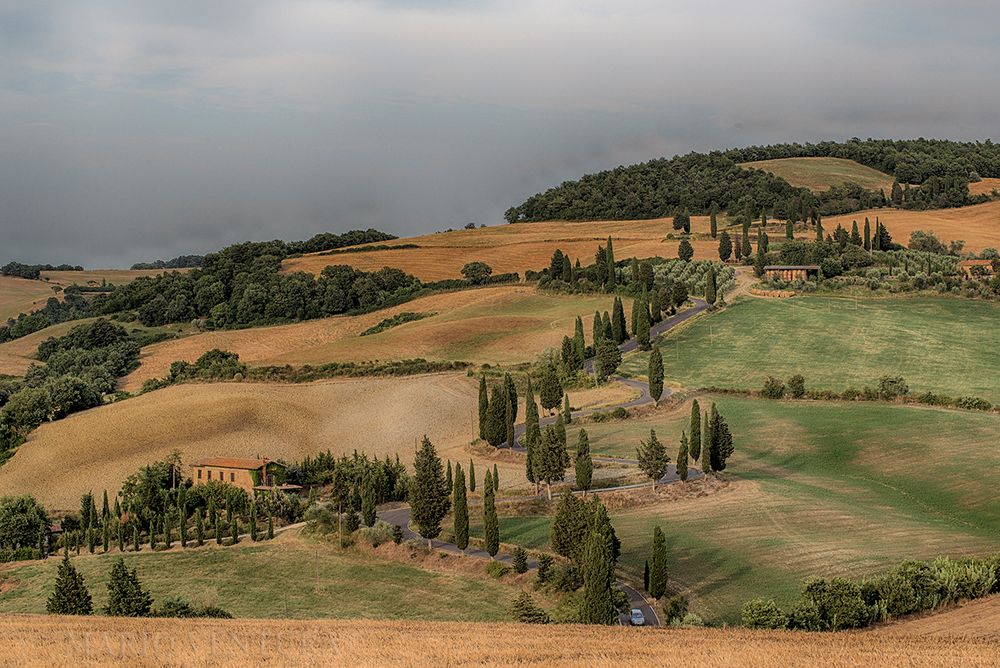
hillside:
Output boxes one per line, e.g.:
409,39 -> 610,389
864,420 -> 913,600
0,276 -> 58,322
740,157 -> 895,194
874,594 -> 1000,639
283,219 -> 719,281
121,286 -> 627,390
0,375 -> 479,511
1,616 -> 997,666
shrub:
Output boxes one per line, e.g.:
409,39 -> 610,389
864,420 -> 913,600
787,374 -> 805,399
741,597 -> 788,629
535,553 -> 554,585
662,595 -> 689,625
800,577 -> 873,630
510,591 -> 550,624
840,387 -> 862,401
760,376 -> 786,399
552,563 -> 582,592
877,376 -> 909,400
391,524 -> 404,544
486,561 -> 510,579
610,407 -> 628,420
512,546 -> 528,574
153,597 -> 232,618
357,520 -> 395,547
786,598 -> 822,631
955,396 -> 992,411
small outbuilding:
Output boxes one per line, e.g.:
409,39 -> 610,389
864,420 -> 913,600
763,265 -> 821,281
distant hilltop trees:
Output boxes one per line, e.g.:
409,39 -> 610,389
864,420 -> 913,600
505,138 -> 1000,225
1,262 -> 83,280
130,255 -> 205,271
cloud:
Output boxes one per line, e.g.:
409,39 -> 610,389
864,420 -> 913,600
0,1 -> 998,266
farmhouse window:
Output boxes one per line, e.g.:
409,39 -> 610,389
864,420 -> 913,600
197,470 -> 202,479
207,471 -> 212,480
230,472 -> 235,483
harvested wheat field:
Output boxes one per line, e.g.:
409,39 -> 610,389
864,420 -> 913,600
283,219 -> 719,281
968,177 -> 1000,197
818,199 -> 1000,253
0,374 -> 487,511
1,616 -> 996,667
875,594 -> 1000,640
39,268 -> 183,287
121,286 -> 623,391
0,276 -> 61,322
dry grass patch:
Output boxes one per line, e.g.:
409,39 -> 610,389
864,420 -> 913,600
1,616 -> 996,667
122,286 -> 619,391
283,219 -> 719,280
874,594 -> 1000,640
0,374 -> 528,511
968,177 -> 1000,197
741,157 -> 896,193
0,276 -> 59,322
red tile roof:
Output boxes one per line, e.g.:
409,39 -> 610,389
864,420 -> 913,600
191,457 -> 267,470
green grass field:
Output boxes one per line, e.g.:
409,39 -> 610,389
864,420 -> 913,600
497,395 -> 1000,623
620,296 -> 1000,402
0,531 -> 526,620
740,157 -> 895,193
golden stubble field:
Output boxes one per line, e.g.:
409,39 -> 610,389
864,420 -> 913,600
874,594 -> 1000,640
283,219 -> 720,281
0,615 -> 995,667
0,374 -> 480,511
120,286 -> 624,391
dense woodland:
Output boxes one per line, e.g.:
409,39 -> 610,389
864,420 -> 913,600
507,139 -> 999,224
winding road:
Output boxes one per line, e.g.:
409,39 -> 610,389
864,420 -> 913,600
375,298 -> 712,627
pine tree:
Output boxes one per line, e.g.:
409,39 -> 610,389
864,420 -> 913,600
483,470 -> 499,558
684,398 -> 699,460
718,230 -> 732,262
512,546 -> 528,574
249,503 -> 259,541
708,404 -> 735,471
104,557 -> 152,617
563,393 -> 572,424
786,219 -> 794,240
678,238 -> 694,261
677,432 -> 689,482
709,202 -> 718,238
46,554 -> 93,615
864,217 -> 871,251
580,501 -> 617,625
605,236 -> 616,289
196,509 -> 205,547
575,429 -> 593,492
648,526 -> 667,599
648,344 -> 664,402
469,459 -> 477,493
411,436 -> 451,548
705,265 -> 717,305
477,377 -> 489,439
611,297 -> 627,343
361,478 -> 377,527
493,463 -> 500,491
636,429 -> 670,491
453,464 -> 469,550
510,591 -> 550,624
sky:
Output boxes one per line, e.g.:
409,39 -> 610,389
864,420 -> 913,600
2,0 -> 999,267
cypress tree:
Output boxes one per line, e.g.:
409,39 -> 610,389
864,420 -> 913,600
580,501 -> 617,625
46,554 -> 93,615
104,557 -> 152,617
469,459 -> 476,493
163,515 -> 172,549
505,399 -> 515,448
742,227 -> 752,258
249,503 -> 259,541
114,497 -> 121,520
215,519 -> 223,545
702,411 -> 713,476
493,463 -> 500,491
539,363 -> 563,413
677,432 -> 689,482
483,470 -> 499,558
196,509 -> 205,547
851,221 -> 862,246
102,523 -> 110,553
689,399 -> 701,461
816,215 -> 824,241
563,393 -> 572,424
230,516 -> 239,545
453,464 -> 469,550
605,236 -> 615,289
649,288 -> 662,324
575,429 -> 593,492
446,460 -> 453,491
760,210 -> 768,227
536,424 -> 569,501
649,526 -> 667,599
636,429 -> 670,491
550,490 -> 589,562
573,316 -> 586,368
512,546 -> 528,574
116,521 -> 124,552
636,289 -> 651,349
592,310 -> 603,345
478,377 -> 489,439
412,436 -> 451,548
734,231 -> 743,261
485,385 -> 508,447
705,265 -> 717,305
207,497 -> 217,529
864,217 -> 872,251
709,202 -> 718,238
611,297 -> 627,343
648,344 -> 664,402
644,560 -> 650,592
719,230 -> 732,262
785,219 -> 794,240
132,526 -> 140,552
179,508 -> 188,550
708,404 -> 735,472
602,311 -> 612,342
362,478 -> 377,527
86,523 -> 95,554
101,490 -> 110,523
267,514 -> 274,540
504,373 -> 518,425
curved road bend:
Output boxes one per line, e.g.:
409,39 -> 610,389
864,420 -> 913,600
376,505 -> 660,627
